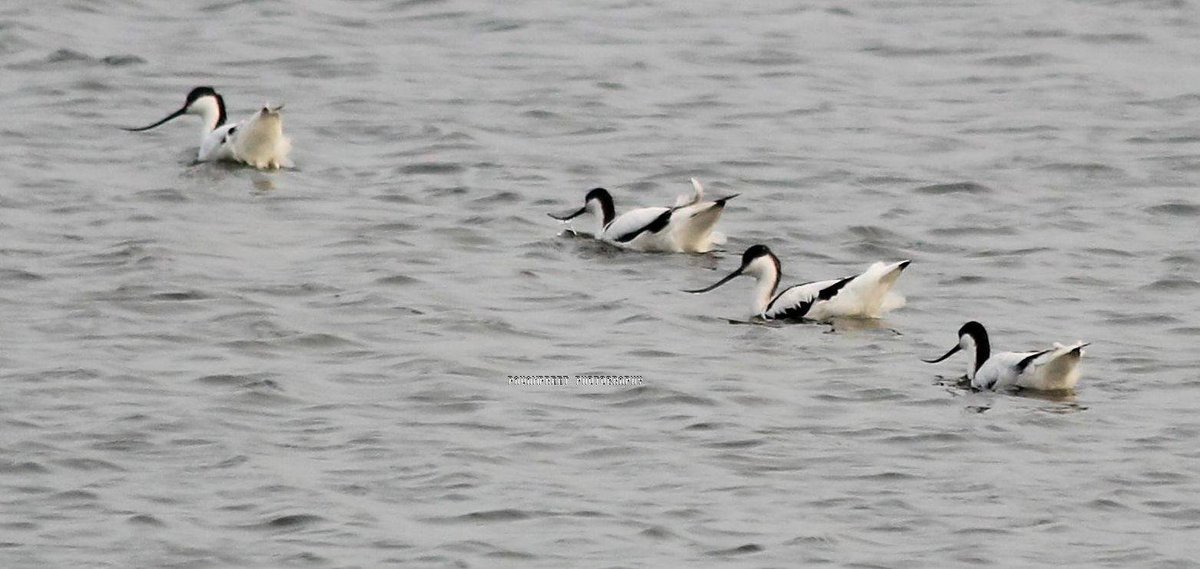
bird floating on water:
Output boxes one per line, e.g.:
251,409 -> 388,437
124,86 -> 292,169
548,178 -> 736,253
923,321 -> 1088,391
685,244 -> 910,321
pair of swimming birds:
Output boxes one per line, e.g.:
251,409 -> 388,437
551,181 -> 1089,392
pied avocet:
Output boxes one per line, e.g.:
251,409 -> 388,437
685,244 -> 910,321
548,178 -> 736,253
124,86 -> 292,169
923,321 -> 1089,391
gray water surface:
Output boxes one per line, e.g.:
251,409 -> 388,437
3,1 -> 1200,567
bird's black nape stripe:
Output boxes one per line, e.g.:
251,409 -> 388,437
583,188 -> 616,227
613,208 -> 672,243
958,321 -> 991,373
769,252 -> 781,295
972,337 -> 989,374
183,86 -> 226,128
599,198 -> 615,227
213,92 -> 227,128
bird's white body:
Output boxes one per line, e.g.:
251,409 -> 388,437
553,179 -> 733,253
126,87 -> 291,170
686,245 -> 910,321
925,321 -> 1088,391
971,342 -> 1088,391
761,261 -> 910,321
198,108 -> 291,169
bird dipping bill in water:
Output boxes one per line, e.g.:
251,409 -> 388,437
549,178 -> 736,253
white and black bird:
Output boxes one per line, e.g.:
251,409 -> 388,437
124,86 -> 292,169
923,321 -> 1089,391
548,179 -> 736,253
684,244 -> 910,321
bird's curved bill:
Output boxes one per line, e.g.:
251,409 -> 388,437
122,106 -> 186,132
922,344 -> 961,364
683,267 -> 743,294
547,207 -> 586,221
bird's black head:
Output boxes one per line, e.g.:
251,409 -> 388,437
583,187 -> 615,226
185,86 -> 218,106
123,86 -> 225,132
741,244 -> 773,266
584,187 -> 611,204
958,321 -> 988,341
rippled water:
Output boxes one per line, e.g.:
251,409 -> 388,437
3,1 -> 1200,567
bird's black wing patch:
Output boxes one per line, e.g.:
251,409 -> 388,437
817,276 -> 855,301
771,300 -> 814,321
765,283 -> 814,320
1015,349 -> 1053,374
613,209 -> 673,243
766,276 -> 854,320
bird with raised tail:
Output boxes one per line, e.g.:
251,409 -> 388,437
923,321 -> 1089,391
684,244 -> 910,321
548,178 -> 736,253
124,86 -> 292,169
